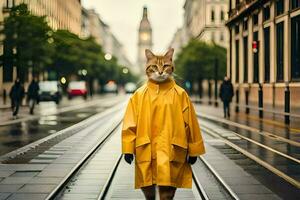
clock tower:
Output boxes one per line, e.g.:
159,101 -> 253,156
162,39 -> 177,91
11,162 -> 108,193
137,6 -> 152,73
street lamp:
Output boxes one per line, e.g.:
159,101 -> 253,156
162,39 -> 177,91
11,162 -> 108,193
104,53 -> 112,61
82,69 -> 88,76
122,67 -> 129,74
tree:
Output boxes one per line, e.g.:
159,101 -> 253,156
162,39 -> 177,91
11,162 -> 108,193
2,3 -> 53,82
175,40 -> 226,96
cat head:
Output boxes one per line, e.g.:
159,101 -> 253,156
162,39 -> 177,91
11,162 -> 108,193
145,48 -> 174,83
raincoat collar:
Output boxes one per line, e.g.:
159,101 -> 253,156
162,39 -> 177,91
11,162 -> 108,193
147,78 -> 175,92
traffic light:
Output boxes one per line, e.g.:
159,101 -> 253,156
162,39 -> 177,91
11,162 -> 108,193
252,40 -> 259,53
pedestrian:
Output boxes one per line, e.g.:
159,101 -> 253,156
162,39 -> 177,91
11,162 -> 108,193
122,48 -> 205,200
27,77 -> 39,115
219,76 -> 234,118
9,78 -> 25,118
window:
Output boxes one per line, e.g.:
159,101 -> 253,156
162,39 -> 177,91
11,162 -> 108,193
253,32 -> 259,83
276,0 -> 284,16
221,10 -> 225,21
236,40 -> 239,83
264,27 -> 270,82
291,15 -> 300,80
243,19 -> 248,31
235,24 -> 239,34
220,32 -> 224,41
263,6 -> 270,21
291,0 -> 300,10
5,0 -> 14,8
243,37 -> 248,83
276,22 -> 284,82
211,9 -> 215,22
253,14 -> 259,26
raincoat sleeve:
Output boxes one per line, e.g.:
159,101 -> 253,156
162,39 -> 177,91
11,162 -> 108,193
122,97 -> 137,154
183,94 -> 205,156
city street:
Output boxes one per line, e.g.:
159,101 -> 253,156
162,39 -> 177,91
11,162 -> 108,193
0,94 -> 299,199
1,0 -> 300,199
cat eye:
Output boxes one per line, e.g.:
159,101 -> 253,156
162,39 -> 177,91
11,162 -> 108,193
163,64 -> 171,68
150,65 -> 158,69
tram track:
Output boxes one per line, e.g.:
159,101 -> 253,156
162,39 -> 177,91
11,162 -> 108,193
193,155 -> 240,200
47,122 -> 122,200
199,119 -> 300,190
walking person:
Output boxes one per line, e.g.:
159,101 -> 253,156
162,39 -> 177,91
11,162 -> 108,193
219,76 -> 234,118
122,48 -> 206,200
27,77 -> 39,115
9,78 -> 25,118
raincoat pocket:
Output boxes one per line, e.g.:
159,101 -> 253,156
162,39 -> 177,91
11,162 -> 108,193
135,137 -> 151,163
170,142 -> 188,163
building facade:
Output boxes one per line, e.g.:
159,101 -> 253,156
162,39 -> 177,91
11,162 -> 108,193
183,0 -> 229,48
226,0 -> 300,113
85,9 -> 133,73
0,0 -> 82,93
5,0 -> 82,35
168,28 -> 190,59
137,6 -> 153,73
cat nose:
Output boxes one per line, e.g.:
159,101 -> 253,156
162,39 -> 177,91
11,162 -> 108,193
158,71 -> 163,75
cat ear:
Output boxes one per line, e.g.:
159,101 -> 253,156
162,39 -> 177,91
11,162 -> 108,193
164,48 -> 174,61
145,49 -> 155,60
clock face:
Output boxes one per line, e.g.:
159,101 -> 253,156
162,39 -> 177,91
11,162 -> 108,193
140,32 -> 150,41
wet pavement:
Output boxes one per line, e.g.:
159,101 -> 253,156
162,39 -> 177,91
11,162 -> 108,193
196,103 -> 300,199
0,95 -> 125,157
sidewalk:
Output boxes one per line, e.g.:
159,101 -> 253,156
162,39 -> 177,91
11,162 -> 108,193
194,100 -> 300,136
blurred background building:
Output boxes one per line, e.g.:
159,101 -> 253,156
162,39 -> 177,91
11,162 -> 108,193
83,9 -> 133,72
169,0 -> 229,58
184,0 -> 228,47
226,0 -> 300,113
0,0 -> 132,94
4,0 -> 82,35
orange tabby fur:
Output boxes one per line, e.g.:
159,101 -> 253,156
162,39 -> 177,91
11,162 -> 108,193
145,48 -> 174,83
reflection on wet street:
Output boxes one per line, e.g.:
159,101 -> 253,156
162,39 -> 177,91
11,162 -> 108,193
0,95 -> 121,156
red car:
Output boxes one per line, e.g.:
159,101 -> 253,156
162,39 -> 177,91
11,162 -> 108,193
67,81 -> 88,99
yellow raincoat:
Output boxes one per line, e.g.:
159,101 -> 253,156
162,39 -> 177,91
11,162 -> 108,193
122,78 -> 205,189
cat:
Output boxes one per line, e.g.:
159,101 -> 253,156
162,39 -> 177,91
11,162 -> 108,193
145,48 -> 174,83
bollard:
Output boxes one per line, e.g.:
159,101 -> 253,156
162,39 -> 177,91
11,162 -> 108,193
245,89 -> 249,114
235,88 -> 239,112
284,84 -> 290,124
258,84 -> 263,118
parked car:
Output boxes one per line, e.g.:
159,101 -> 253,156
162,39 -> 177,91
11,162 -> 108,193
124,82 -> 137,93
104,80 -> 118,93
38,81 -> 62,104
67,81 -> 88,99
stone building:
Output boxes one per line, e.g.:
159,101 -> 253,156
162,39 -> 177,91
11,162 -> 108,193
183,0 -> 229,48
85,9 -> 133,73
0,0 -> 82,93
226,0 -> 300,113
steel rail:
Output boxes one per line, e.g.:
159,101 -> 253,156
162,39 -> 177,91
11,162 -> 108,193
197,155 -> 240,200
192,171 -> 210,200
197,113 -> 300,148
201,125 -> 300,189
97,154 -> 123,200
46,122 -> 122,200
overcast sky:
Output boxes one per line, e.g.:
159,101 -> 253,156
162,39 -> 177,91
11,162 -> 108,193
81,0 -> 185,64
